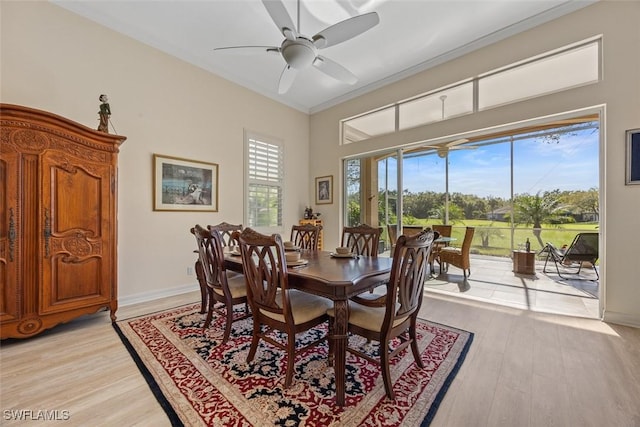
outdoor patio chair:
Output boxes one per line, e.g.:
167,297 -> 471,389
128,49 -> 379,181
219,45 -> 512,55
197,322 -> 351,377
430,224 -> 452,271
387,224 -> 398,251
542,232 -> 599,280
438,227 -> 475,279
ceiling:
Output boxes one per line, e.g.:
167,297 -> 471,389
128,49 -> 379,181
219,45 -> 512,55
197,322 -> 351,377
52,0 -> 595,114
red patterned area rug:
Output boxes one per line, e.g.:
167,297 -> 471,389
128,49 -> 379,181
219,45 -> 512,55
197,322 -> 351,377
114,303 -> 473,427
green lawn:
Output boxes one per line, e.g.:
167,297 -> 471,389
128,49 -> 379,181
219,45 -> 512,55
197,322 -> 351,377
383,219 -> 599,259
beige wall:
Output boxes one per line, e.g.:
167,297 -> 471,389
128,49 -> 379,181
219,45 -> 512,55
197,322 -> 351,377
309,1 -> 640,327
2,1 -> 638,326
1,2 -> 310,304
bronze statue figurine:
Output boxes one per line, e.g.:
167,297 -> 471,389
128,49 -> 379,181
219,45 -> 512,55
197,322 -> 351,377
97,94 -> 111,133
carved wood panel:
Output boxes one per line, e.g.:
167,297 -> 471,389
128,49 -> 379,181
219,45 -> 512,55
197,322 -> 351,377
1,104 -> 125,339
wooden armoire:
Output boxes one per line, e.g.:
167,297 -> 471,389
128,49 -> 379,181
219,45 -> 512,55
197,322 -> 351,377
1,104 -> 126,339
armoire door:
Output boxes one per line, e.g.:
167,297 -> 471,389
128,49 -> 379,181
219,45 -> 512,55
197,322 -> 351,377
39,150 -> 115,314
0,148 -> 21,323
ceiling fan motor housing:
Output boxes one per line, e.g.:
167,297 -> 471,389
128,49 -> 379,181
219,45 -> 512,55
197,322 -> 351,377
281,38 -> 317,69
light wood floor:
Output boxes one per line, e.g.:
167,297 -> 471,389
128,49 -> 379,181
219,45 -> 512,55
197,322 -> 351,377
2,290 -> 639,426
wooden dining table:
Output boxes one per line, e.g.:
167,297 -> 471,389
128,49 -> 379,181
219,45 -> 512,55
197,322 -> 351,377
224,249 -> 393,406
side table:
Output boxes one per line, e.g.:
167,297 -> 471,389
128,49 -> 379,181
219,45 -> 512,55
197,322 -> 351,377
513,250 -> 536,275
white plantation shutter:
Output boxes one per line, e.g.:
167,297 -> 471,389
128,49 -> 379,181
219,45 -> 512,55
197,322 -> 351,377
245,132 -> 283,231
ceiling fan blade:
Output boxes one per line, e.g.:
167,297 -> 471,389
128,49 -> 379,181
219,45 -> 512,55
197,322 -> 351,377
312,56 -> 357,84
445,138 -> 470,147
262,0 -> 297,41
278,65 -> 297,94
312,12 -> 379,49
214,46 -> 280,55
450,145 -> 478,150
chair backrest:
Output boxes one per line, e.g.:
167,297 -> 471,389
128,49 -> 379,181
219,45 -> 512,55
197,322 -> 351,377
191,225 -> 228,294
385,230 -> 435,326
290,223 -> 322,250
387,224 -> 398,247
208,222 -> 242,247
565,232 -> 599,263
460,227 -> 475,256
402,225 -> 424,237
341,224 -> 381,257
432,224 -> 452,238
237,228 -> 291,322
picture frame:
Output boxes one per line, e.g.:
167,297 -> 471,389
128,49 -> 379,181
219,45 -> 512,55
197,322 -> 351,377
626,129 -> 640,185
153,154 -> 219,211
315,175 -> 333,205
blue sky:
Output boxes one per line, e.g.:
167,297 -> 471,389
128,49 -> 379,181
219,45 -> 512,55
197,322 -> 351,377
380,127 -> 599,199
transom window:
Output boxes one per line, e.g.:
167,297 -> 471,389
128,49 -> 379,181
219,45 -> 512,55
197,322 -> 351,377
341,37 -> 601,145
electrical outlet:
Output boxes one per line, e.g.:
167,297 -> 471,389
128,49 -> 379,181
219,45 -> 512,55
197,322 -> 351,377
187,266 -> 194,276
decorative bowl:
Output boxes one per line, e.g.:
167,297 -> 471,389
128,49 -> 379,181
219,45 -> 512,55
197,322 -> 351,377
285,252 -> 301,262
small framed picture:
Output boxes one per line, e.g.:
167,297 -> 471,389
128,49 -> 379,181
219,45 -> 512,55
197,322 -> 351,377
153,154 -> 219,211
626,129 -> 640,185
315,175 -> 333,205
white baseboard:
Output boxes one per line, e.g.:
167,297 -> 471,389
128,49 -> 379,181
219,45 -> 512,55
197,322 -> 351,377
119,283 -> 198,307
603,310 -> 640,328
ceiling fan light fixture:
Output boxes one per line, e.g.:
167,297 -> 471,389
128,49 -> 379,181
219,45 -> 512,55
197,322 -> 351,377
437,149 -> 448,158
281,39 -> 317,69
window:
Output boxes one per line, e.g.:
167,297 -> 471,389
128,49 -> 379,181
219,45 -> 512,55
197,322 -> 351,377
478,41 -> 600,109
341,38 -> 601,144
343,106 -> 396,144
245,132 -> 283,232
399,82 -> 473,130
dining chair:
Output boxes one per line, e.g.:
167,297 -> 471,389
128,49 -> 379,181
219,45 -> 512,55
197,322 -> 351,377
208,221 -> 243,247
197,222 -> 243,310
290,223 -> 323,250
191,225 -> 250,343
341,224 -> 382,257
191,222 -> 243,314
328,229 -> 435,399
237,227 -> 333,388
438,226 -> 475,278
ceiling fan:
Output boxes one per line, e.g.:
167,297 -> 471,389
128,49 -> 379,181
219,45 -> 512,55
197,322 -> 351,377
422,138 -> 475,158
214,0 -> 379,94
422,95 -> 476,157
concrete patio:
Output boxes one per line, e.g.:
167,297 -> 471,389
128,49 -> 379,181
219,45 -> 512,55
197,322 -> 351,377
421,254 -> 600,319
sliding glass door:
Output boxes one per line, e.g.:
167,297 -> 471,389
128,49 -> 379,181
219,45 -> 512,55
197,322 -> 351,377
344,118 -> 599,259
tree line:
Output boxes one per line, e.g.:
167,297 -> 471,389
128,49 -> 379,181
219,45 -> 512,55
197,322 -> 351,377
376,188 -> 599,225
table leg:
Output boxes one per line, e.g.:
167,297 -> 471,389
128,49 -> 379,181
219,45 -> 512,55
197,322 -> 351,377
332,299 -> 349,406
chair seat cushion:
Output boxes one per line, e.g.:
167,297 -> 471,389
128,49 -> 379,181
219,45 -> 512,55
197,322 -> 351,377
440,247 -> 461,255
327,300 -> 403,332
213,273 -> 246,299
261,290 -> 332,325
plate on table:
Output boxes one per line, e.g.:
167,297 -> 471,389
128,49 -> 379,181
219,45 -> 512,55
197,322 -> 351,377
286,259 -> 308,267
330,252 -> 357,258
